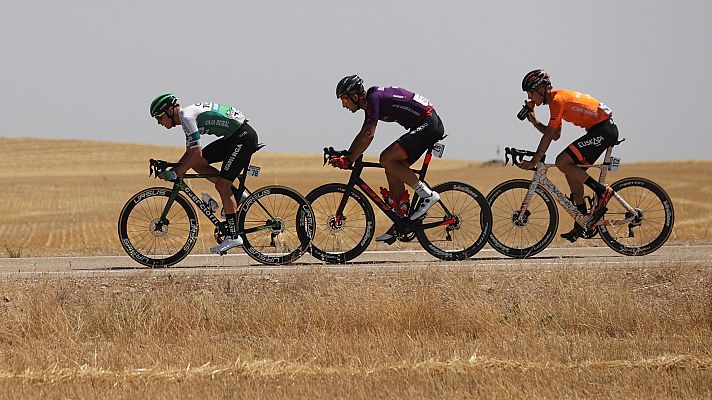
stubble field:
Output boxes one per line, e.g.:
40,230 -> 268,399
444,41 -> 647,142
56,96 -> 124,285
0,138 -> 710,399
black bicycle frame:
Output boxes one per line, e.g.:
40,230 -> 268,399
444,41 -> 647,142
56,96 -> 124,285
334,148 -> 458,233
152,162 -> 279,236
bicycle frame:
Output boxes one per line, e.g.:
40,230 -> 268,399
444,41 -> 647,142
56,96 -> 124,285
517,145 -> 638,229
333,148 -> 458,233
153,166 -> 281,237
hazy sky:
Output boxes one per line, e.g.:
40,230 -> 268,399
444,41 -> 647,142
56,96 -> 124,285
1,0 -> 710,161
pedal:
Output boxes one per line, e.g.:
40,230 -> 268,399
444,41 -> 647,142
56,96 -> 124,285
218,251 -> 227,256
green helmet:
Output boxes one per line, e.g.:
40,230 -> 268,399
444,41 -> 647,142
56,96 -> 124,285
150,93 -> 178,117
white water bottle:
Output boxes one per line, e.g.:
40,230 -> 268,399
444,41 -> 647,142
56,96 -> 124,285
201,192 -> 219,213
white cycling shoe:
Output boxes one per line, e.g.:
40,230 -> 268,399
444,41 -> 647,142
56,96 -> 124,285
210,236 -> 243,254
409,191 -> 440,220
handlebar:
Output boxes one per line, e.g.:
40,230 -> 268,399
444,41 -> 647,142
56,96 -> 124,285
149,159 -> 182,178
322,147 -> 351,166
504,147 -> 545,167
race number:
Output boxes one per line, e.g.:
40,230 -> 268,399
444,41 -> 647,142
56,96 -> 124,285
432,142 -> 445,158
248,165 -> 261,177
412,93 -> 430,107
608,157 -> 620,171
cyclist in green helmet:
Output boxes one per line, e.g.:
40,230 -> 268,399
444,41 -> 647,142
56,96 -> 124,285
150,93 -> 259,254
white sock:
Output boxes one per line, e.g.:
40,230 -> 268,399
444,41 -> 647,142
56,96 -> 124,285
413,181 -> 433,198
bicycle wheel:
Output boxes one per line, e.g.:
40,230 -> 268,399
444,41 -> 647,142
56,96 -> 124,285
238,185 -> 315,265
118,187 -> 198,267
307,183 -> 375,263
415,182 -> 492,260
487,179 -> 559,258
598,177 -> 674,256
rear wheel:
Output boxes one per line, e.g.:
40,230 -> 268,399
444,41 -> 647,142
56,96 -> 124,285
238,185 -> 315,265
415,182 -> 491,260
598,177 -> 674,256
307,183 -> 375,263
487,179 -> 559,258
118,187 -> 198,267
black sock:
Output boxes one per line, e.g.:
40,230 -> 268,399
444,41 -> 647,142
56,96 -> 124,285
226,213 -> 238,238
585,177 -> 605,196
576,202 -> 588,215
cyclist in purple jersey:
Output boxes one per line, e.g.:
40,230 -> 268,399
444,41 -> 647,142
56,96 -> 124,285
331,75 -> 445,242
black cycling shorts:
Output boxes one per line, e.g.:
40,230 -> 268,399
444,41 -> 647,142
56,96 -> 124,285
394,110 -> 446,165
564,118 -> 619,165
202,122 -> 259,181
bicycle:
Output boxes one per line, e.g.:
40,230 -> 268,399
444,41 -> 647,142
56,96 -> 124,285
486,140 -> 674,258
118,153 -> 315,267
306,144 -> 492,263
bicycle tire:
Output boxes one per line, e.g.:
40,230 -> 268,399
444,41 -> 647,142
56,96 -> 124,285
598,177 -> 674,256
238,185 -> 315,265
306,183 -> 375,263
415,182 -> 492,260
487,179 -> 559,258
118,187 -> 198,267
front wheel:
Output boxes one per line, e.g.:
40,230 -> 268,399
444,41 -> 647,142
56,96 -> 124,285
238,185 -> 315,265
598,177 -> 674,256
306,183 -> 376,263
118,187 -> 199,267
415,182 -> 492,260
486,179 -> 559,258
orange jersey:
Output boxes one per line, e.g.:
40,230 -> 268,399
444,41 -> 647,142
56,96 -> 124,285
548,89 -> 612,130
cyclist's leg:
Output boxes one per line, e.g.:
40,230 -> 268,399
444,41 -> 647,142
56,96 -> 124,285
392,112 -> 445,220
380,144 -> 411,200
215,124 -> 258,215
200,139 -> 229,184
210,124 -> 258,253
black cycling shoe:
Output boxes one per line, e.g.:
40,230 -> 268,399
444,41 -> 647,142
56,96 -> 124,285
561,223 -> 585,243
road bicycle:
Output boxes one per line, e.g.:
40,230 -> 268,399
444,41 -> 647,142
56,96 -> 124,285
118,155 -> 315,267
306,144 -> 492,263
486,140 -> 674,258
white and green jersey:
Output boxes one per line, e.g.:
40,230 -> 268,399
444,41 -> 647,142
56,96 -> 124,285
180,102 -> 247,148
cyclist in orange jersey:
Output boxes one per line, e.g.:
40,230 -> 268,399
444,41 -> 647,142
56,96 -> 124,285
517,69 -> 618,239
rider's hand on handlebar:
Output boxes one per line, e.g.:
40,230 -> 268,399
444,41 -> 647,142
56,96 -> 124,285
159,170 -> 178,181
518,160 -> 538,171
329,156 -> 351,169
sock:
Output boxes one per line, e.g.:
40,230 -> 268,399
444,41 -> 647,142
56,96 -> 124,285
576,202 -> 588,215
413,181 -> 433,199
584,177 -> 605,196
226,213 -> 238,239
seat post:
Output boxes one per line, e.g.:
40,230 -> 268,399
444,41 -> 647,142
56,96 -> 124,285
598,145 -> 615,185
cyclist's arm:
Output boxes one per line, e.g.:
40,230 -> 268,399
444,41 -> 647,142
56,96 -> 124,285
345,124 -> 377,163
173,146 -> 203,176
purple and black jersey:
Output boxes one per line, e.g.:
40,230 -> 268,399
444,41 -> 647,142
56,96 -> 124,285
363,86 -> 434,130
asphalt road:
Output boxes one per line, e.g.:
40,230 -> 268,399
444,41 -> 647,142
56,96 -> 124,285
0,245 -> 708,278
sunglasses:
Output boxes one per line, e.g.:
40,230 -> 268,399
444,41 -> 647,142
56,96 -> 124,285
154,111 -> 167,120
340,96 -> 350,105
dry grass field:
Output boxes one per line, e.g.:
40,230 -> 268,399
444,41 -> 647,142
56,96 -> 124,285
0,138 -> 711,257
1,138 -> 711,398
0,264 -> 710,398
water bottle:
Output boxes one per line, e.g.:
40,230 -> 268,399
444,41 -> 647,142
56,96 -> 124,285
201,192 -> 219,213
517,105 -> 532,121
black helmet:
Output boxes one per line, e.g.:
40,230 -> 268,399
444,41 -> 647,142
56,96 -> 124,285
522,69 -> 551,92
150,93 -> 178,117
336,75 -> 365,98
